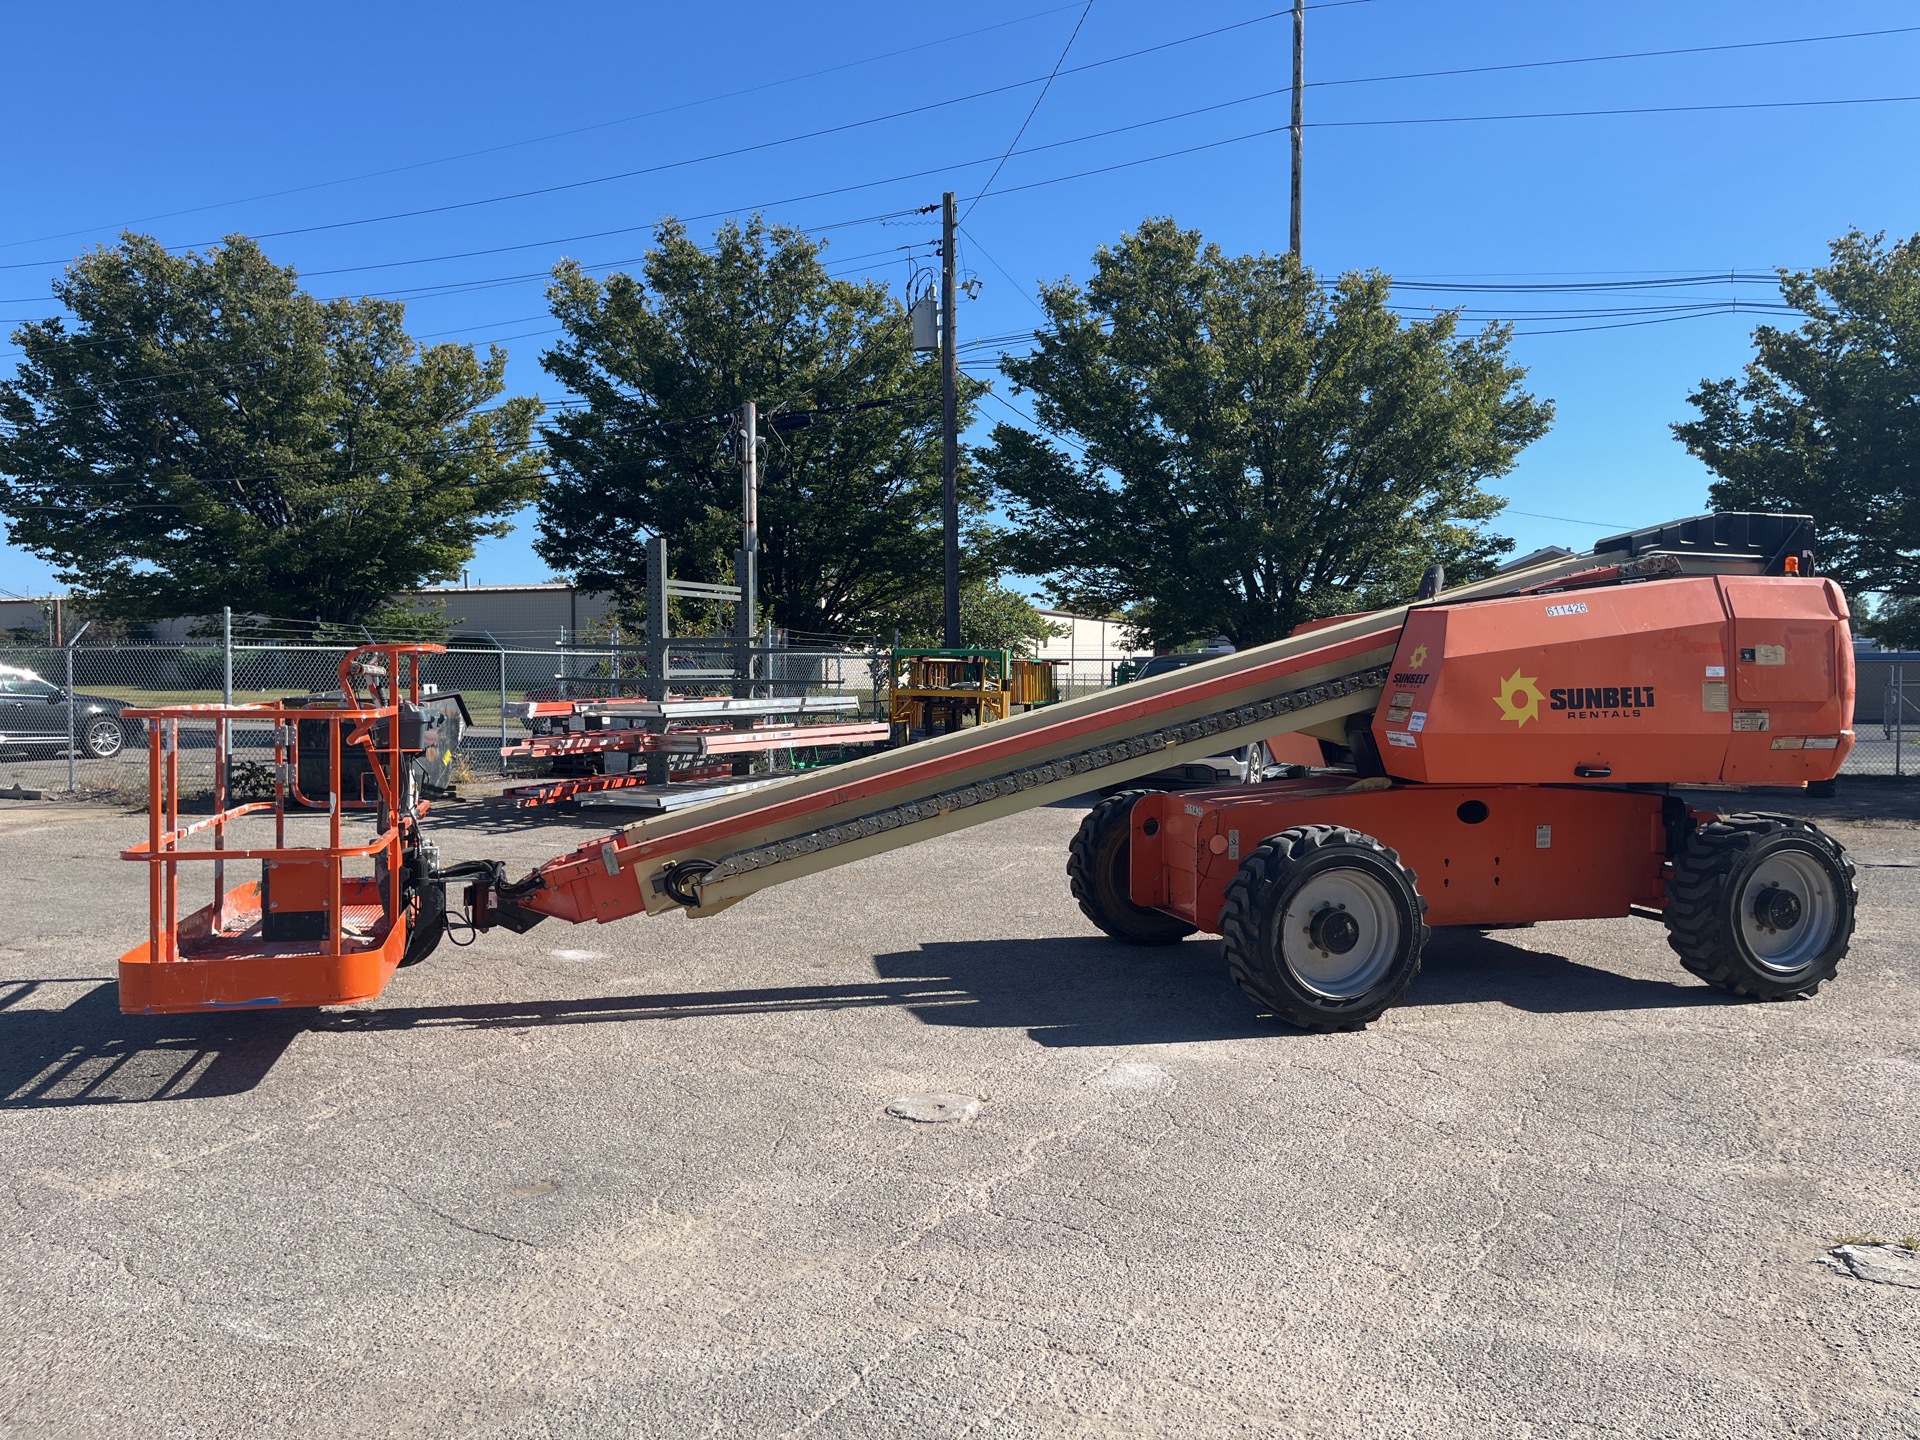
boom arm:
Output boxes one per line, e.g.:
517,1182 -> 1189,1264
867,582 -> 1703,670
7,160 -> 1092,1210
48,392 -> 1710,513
488,550 -> 1610,930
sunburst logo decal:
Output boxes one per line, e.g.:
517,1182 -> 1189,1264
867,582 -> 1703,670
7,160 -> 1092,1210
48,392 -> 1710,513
1494,669 -> 1545,727
1408,643 -> 1429,669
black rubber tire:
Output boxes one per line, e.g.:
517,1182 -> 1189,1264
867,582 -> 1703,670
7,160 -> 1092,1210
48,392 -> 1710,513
1665,813 -> 1855,999
398,880 -> 447,968
1219,825 -> 1429,1032
1067,790 -> 1198,946
83,717 -> 124,759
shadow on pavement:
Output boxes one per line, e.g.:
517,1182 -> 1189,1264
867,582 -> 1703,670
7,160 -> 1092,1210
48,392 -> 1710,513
0,978 -> 303,1109
0,927 -> 1726,1106
341,927 -> 1726,1049
1412,927 -> 1722,1014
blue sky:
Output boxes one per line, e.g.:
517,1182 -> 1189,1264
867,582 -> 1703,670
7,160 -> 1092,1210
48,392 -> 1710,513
2,0 -> 1916,600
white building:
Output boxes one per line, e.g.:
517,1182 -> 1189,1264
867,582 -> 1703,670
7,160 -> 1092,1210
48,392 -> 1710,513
408,582 -> 617,646
1031,609 -> 1150,690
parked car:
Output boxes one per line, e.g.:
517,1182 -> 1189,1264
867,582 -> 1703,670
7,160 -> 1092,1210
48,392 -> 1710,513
0,664 -> 128,758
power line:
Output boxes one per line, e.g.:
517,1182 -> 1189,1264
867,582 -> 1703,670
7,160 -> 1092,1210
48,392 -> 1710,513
0,88 -> 1879,410
1394,273 -> 1781,293
1310,92 -> 1920,133
0,239 -> 923,352
0,239 -> 932,409
962,2 -> 1096,225
1307,23 -> 1920,101
977,387 -> 1089,456
954,93 -> 1920,215
949,298 -> 1791,360
11,69 -> 1881,318
957,224 -> 1049,317
0,61 -> 1319,305
2,393 -> 950,511
0,7 -> 1353,271
0,2 -> 1096,254
2,22 -> 1904,309
5,62 -> 1263,310
1506,306 -> 1783,337
1503,509 -> 1629,528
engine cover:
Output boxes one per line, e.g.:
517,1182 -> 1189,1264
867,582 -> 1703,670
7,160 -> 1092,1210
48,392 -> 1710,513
1372,575 -> 1853,787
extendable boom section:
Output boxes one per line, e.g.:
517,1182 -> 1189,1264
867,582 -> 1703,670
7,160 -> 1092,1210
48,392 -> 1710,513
502,557 -> 1600,929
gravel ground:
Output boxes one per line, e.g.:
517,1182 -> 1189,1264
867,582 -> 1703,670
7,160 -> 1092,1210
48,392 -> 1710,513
1,793 -> 1916,1439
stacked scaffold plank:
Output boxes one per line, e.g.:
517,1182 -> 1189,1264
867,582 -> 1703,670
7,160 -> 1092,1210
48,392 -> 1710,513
501,692 -> 891,809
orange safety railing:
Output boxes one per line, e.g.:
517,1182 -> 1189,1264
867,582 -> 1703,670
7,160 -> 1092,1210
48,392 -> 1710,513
116,644 -> 443,1013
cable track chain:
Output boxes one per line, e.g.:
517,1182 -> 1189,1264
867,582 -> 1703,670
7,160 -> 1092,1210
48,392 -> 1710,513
697,666 -> 1388,887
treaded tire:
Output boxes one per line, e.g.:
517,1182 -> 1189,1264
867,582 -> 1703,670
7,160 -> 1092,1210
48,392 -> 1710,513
1219,825 -> 1428,1032
1067,790 -> 1197,946
398,880 -> 447,968
1665,813 -> 1855,999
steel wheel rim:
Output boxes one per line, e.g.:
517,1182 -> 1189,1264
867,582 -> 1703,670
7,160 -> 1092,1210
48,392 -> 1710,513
1738,848 -> 1838,974
84,719 -> 120,757
1279,866 -> 1400,999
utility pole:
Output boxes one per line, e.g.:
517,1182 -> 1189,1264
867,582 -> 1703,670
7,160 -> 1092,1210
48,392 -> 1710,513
940,190 -> 961,648
1290,0 -> 1305,260
738,400 -> 758,693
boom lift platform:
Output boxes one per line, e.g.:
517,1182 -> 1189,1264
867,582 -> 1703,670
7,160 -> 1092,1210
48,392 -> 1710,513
119,514 -> 1862,1031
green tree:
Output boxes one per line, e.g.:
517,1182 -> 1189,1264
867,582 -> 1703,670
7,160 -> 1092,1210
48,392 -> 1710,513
0,235 -> 543,628
977,219 -> 1550,649
1860,595 -> 1920,652
896,578 -> 1068,654
536,216 -> 991,635
1674,229 -> 1920,599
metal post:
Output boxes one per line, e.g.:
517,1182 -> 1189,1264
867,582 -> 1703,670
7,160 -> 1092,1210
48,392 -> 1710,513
645,534 -> 671,788
1290,0 -> 1305,260
63,619 -> 91,792
64,638 -> 75,793
213,715 -> 227,928
646,535 -> 669,702
941,190 -> 962,648
221,605 -> 235,804
486,632 -> 508,777
1897,659 -> 1905,778
739,399 -> 759,666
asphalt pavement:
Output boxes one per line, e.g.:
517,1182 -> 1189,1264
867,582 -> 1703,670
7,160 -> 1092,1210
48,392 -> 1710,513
1,792 -> 1916,1438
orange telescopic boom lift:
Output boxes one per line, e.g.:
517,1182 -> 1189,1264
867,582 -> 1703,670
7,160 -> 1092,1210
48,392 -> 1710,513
119,513 -> 1860,1031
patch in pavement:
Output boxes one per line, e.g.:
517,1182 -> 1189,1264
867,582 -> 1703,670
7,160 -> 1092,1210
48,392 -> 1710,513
1819,1243 -> 1920,1289
1087,1061 -> 1172,1090
886,1092 -> 980,1124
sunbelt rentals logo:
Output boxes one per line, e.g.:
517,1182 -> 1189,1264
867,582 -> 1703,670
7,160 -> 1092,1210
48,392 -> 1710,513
1494,669 -> 1545,727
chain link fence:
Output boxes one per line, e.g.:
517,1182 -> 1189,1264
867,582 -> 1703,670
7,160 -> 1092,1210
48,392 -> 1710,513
1843,653 -> 1920,776
0,639 -> 893,798
10,635 -> 1903,794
